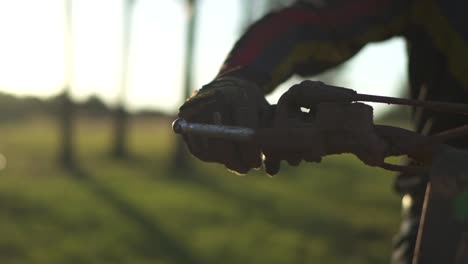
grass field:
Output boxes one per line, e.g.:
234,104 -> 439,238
0,115 -> 402,264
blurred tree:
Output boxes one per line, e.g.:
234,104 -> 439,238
112,0 -> 136,158
182,0 -> 197,110
80,95 -> 110,116
59,0 -> 76,169
0,93 -> 49,121
172,0 -> 198,171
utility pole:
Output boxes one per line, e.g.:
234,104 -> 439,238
183,0 -> 196,100
241,0 -> 257,30
172,0 -> 198,170
112,0 -> 135,158
60,0 -> 75,169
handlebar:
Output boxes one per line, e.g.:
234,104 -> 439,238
172,119 -> 255,141
173,81 -> 468,195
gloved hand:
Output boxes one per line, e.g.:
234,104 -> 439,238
178,77 -> 272,174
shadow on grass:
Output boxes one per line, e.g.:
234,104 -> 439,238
71,167 -> 201,264
171,166 -> 388,262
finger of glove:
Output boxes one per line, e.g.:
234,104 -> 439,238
234,106 -> 262,170
209,137 -> 246,173
213,109 -> 249,173
179,98 -> 233,165
210,111 -> 248,174
183,123 -> 244,171
179,98 -> 215,161
263,151 -> 281,176
181,120 -> 221,163
225,151 -> 250,175
285,152 -> 302,166
178,85 -> 253,174
303,151 -> 322,163
183,133 -> 211,161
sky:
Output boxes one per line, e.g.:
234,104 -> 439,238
0,0 -> 407,115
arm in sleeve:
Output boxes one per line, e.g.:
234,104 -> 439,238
217,0 -> 412,94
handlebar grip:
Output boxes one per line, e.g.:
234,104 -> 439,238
172,119 -> 256,141
172,119 -> 186,134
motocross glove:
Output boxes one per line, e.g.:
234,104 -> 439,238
178,77 -> 272,174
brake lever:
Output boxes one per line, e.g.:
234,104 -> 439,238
279,81 -> 468,115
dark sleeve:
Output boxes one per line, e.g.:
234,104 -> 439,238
217,0 -> 412,94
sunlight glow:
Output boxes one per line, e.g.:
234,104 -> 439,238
0,0 -> 406,115
0,0 -> 65,95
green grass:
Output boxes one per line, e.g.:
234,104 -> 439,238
0,116 -> 401,264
